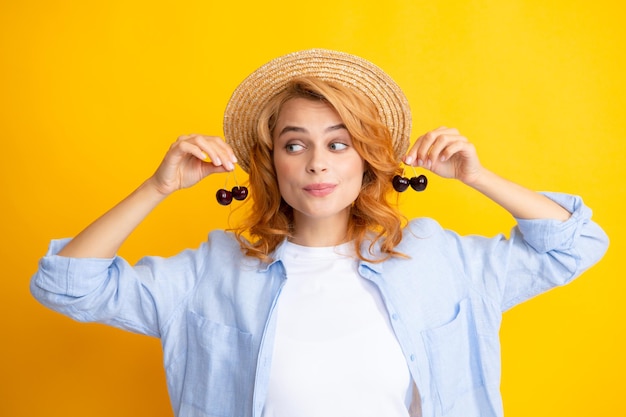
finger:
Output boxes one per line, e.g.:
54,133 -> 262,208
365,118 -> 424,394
428,133 -> 468,164
171,139 -> 211,164
195,135 -> 238,171
413,130 -> 442,168
403,134 -> 424,166
404,127 -> 461,166
176,134 -> 193,141
434,126 -> 459,135
437,140 -> 473,163
179,135 -> 237,171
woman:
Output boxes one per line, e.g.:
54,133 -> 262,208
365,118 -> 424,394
31,49 -> 609,417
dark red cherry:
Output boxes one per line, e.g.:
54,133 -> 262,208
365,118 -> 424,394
409,175 -> 428,191
232,186 -> 249,201
216,189 -> 233,205
392,175 -> 410,192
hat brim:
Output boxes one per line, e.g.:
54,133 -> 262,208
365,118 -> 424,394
223,49 -> 411,173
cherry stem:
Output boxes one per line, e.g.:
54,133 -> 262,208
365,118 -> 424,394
223,169 -> 242,189
232,169 -> 240,186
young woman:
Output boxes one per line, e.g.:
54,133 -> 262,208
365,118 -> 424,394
31,49 -> 608,417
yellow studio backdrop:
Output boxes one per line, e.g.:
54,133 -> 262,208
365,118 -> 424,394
1,0 -> 623,416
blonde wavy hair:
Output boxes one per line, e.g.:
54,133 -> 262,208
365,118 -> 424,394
233,77 -> 406,262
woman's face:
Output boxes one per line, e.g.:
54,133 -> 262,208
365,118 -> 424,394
273,97 -> 365,229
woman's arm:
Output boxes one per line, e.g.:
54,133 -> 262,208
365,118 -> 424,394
465,169 -> 570,221
58,134 -> 238,258
403,127 -> 571,221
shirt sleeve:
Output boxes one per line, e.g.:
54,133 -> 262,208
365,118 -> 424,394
458,192 -> 609,311
30,238 -> 208,337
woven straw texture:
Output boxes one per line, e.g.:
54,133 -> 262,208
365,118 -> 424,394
223,49 -> 411,173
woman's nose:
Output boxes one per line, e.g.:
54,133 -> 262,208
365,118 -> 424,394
306,147 -> 329,173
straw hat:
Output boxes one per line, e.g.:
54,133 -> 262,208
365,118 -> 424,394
223,49 -> 411,173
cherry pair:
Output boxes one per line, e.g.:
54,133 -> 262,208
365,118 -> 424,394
392,165 -> 427,192
216,171 -> 249,206
216,186 -> 248,205
393,174 -> 427,192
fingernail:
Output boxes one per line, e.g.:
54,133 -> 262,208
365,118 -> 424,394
213,157 -> 222,166
426,160 -> 432,170
417,159 -> 424,167
405,156 -> 414,165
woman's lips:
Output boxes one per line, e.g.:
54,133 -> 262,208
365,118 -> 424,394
303,183 -> 336,197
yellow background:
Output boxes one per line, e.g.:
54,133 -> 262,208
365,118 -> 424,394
2,0 -> 624,416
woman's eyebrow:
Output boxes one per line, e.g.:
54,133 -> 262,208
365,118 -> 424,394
277,123 -> 347,138
277,126 -> 307,138
326,123 -> 347,133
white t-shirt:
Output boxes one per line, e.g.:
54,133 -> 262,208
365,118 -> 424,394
262,241 -> 413,417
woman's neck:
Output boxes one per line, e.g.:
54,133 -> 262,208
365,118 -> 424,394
290,210 -> 350,247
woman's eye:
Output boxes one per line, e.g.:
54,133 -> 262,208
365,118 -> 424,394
329,142 -> 348,151
286,143 -> 305,153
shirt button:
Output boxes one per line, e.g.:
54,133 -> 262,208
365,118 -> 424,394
410,354 -> 416,361
391,313 -> 399,320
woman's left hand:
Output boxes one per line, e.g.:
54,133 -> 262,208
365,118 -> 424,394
403,127 -> 484,185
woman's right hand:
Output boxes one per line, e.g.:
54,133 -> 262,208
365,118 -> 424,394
57,134 -> 238,258
149,134 -> 238,196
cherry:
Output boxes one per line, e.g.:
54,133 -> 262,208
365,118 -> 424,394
216,189 -> 233,205
392,175 -> 410,192
232,186 -> 249,201
215,170 -> 248,206
409,175 -> 427,192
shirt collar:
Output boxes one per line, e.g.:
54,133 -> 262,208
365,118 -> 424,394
260,237 -> 384,275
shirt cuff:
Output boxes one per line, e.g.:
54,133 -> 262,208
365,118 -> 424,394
514,192 -> 591,254
34,238 -> 116,297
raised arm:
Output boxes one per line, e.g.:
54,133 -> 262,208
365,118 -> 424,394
58,134 -> 238,258
403,127 -> 571,221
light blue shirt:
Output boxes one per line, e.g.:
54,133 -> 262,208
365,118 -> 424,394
31,192 -> 608,417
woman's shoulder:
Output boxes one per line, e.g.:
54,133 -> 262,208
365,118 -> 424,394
203,230 -> 265,267
391,218 -> 452,255
205,229 -> 246,255
403,217 -> 446,238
